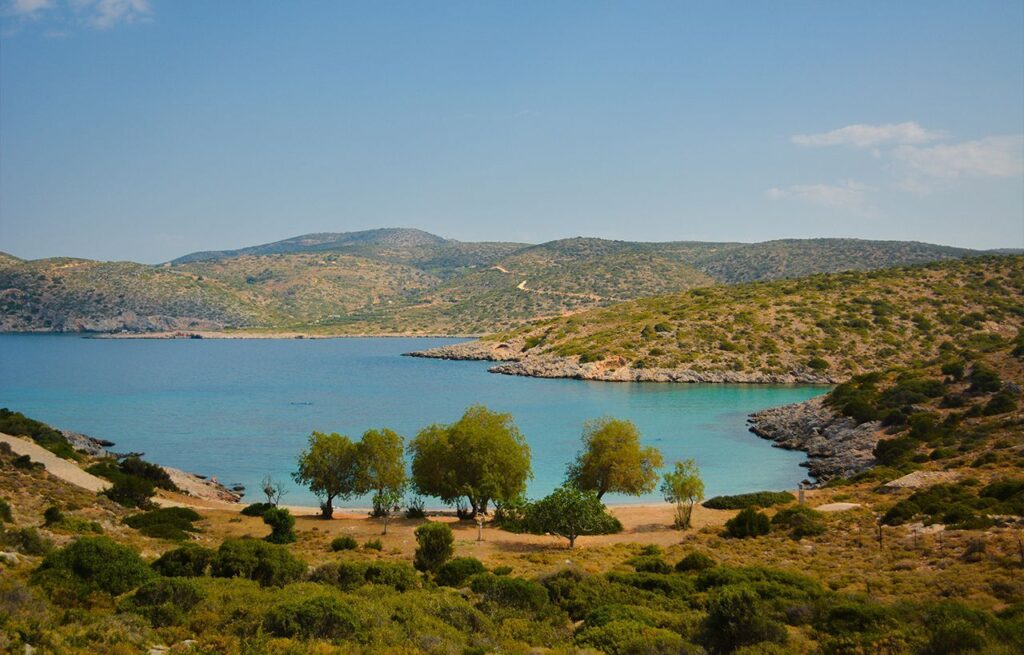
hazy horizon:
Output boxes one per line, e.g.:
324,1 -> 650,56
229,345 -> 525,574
2,2 -> 1022,262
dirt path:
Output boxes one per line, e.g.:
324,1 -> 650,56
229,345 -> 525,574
0,432 -> 110,493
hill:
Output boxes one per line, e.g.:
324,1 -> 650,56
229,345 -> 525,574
0,230 -> 997,334
415,255 -> 1024,382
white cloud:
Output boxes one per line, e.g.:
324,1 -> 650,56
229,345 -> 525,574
792,122 -> 944,148
894,135 -> 1024,180
766,180 -> 872,210
82,0 -> 150,28
7,0 -> 54,16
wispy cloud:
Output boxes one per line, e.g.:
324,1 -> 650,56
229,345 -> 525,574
78,0 -> 150,29
792,122 -> 944,148
894,135 -> 1024,180
3,0 -> 150,31
766,180 -> 872,211
8,0 -> 54,16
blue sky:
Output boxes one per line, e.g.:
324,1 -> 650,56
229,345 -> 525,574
2,1 -> 1022,263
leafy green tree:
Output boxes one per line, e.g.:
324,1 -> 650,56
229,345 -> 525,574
527,485 -> 621,548
566,417 -> 664,500
660,459 -> 704,529
355,428 -> 407,533
409,405 -> 532,517
293,431 -> 359,519
413,521 -> 454,572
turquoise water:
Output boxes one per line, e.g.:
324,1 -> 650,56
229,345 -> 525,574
0,334 -> 827,506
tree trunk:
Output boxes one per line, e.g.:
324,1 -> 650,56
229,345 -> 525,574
568,534 -> 576,549
321,496 -> 334,519
382,512 -> 389,535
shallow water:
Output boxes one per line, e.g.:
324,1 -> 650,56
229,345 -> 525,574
0,334 -> 828,506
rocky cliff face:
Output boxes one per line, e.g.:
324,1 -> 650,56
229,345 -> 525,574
409,340 -> 838,384
747,396 -> 882,484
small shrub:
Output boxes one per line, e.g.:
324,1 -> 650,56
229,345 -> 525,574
704,491 -> 795,510
413,521 -> 453,572
124,577 -> 205,627
807,357 -> 830,371
330,535 -> 358,551
471,573 -> 549,611
311,560 -> 419,591
700,584 -> 787,653
725,508 -> 771,538
0,526 -> 51,556
771,505 -> 826,539
240,502 -> 274,517
404,496 -> 426,519
151,544 -> 214,577
363,538 -> 383,551
32,536 -> 154,600
983,391 -> 1018,416
124,507 -> 201,541
43,506 -> 64,526
676,551 -> 716,572
0,499 -> 11,523
265,594 -> 361,640
262,507 -> 296,544
211,538 -> 306,587
629,555 -> 672,574
103,476 -> 156,509
436,557 -> 487,587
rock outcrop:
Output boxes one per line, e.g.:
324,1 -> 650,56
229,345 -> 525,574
747,396 -> 882,483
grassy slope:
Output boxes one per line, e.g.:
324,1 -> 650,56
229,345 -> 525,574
1,233 -> 992,335
486,255 -> 1024,380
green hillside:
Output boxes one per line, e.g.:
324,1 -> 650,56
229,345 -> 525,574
477,255 -> 1024,381
0,230 -> 997,335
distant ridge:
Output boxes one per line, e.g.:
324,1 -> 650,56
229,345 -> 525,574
0,228 -> 1006,335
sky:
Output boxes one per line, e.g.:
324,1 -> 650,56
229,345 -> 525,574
1,1 -> 1022,263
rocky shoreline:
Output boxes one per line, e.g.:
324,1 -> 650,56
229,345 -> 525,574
747,396 -> 882,484
408,339 -> 839,385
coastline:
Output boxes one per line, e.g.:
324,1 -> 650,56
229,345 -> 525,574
409,339 -> 841,385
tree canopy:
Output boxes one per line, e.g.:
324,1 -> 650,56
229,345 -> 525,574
661,459 -> 704,529
293,431 -> 359,519
566,417 -> 663,499
355,428 -> 407,519
409,405 -> 532,516
526,485 -> 621,548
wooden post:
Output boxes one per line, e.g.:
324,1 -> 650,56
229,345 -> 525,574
798,488 -> 805,505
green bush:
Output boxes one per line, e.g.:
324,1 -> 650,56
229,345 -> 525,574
807,357 -> 830,371
0,526 -> 51,555
699,584 -> 787,653
151,544 -> 214,577
123,577 -> 205,627
43,506 -> 64,526
725,508 -> 771,538
435,557 -> 486,587
675,552 -> 715,572
968,365 -> 1001,393
264,594 -> 362,640
576,619 -> 695,655
628,555 -> 672,574
32,536 -> 154,600
330,535 -> 358,551
102,475 -> 156,509
0,499 -> 11,523
771,505 -> 826,539
240,502 -> 274,517
118,456 -> 178,491
983,391 -> 1018,415
363,538 -> 383,551
704,491 -> 795,510
262,507 -> 296,544
311,560 -> 419,591
124,507 -> 201,541
0,407 -> 79,460
470,573 -> 549,611
413,521 -> 453,572
210,538 -> 306,587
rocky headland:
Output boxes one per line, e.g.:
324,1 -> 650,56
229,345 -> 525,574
408,339 -> 839,384
747,396 -> 881,484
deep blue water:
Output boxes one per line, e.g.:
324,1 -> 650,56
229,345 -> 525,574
0,335 -> 827,506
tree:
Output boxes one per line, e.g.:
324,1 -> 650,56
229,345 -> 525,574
566,417 -> 663,500
527,485 -> 621,548
261,474 -> 287,506
413,521 -> 454,572
409,405 -> 532,517
660,459 -> 704,529
293,431 -> 359,519
355,428 -> 407,534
